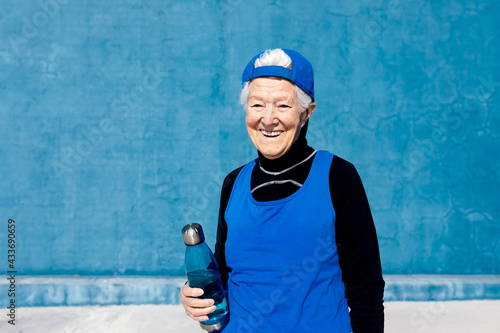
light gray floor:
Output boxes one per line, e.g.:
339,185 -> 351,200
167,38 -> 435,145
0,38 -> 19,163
1,301 -> 499,333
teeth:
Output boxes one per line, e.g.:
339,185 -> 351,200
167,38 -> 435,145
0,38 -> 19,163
261,130 -> 282,137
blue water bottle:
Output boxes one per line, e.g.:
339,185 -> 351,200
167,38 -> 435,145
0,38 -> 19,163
182,223 -> 229,332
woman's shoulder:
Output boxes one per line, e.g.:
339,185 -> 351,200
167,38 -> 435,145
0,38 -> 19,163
316,150 -> 355,170
219,165 -> 245,208
222,165 -> 245,190
222,157 -> 259,189
331,154 -> 356,171
329,154 -> 362,186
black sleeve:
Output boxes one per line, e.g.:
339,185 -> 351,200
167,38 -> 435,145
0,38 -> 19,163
214,166 -> 243,288
330,156 -> 385,333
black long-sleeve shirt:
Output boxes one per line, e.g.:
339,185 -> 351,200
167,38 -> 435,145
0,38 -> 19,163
214,133 -> 385,332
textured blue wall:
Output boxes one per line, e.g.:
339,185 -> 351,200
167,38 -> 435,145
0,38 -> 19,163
0,0 -> 498,278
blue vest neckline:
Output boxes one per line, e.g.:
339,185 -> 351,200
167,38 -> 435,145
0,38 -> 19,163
247,151 -> 322,206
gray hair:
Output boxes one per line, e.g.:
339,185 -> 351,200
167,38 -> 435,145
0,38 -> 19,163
239,49 -> 313,113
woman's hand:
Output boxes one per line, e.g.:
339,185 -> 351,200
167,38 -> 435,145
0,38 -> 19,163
180,282 -> 216,322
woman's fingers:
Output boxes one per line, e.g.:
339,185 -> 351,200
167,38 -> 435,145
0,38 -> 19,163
180,283 -> 216,322
181,283 -> 203,297
184,304 -> 217,321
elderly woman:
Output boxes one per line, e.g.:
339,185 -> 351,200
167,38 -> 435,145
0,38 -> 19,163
181,49 -> 384,333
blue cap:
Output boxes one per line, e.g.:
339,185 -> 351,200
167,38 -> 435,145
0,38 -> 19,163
241,49 -> 314,100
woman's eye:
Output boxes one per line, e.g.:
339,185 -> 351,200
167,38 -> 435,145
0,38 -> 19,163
279,104 -> 291,109
252,104 -> 263,108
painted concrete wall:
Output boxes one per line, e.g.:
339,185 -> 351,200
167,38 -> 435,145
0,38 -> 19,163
0,0 -> 498,284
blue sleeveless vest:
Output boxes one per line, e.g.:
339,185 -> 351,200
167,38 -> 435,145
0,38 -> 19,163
223,150 -> 352,333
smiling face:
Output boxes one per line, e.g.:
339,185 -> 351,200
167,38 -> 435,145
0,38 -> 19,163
245,77 -> 315,160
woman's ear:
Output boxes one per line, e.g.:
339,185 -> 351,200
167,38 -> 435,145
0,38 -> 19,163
301,102 -> 316,127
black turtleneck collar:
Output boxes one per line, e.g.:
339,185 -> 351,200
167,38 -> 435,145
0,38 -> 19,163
257,121 -> 315,172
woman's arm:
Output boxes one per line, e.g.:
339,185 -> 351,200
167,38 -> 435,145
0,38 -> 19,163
330,156 -> 385,333
180,167 -> 243,321
214,166 -> 243,288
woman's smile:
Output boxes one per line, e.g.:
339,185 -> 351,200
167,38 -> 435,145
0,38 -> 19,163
260,129 -> 283,137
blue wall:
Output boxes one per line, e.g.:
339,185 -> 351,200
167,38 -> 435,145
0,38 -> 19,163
0,0 -> 498,278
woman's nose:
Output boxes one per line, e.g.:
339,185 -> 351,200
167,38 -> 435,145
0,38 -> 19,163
262,106 -> 278,126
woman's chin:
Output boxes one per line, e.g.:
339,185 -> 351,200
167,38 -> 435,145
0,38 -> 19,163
258,148 -> 286,160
